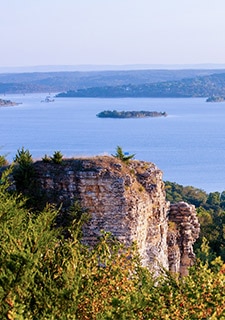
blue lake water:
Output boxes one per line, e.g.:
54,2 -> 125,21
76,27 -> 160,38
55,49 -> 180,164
1,93 -> 225,193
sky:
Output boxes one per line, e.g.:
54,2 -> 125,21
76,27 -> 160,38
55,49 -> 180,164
1,0 -> 225,68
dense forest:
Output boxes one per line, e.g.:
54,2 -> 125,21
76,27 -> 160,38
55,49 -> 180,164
0,149 -> 225,318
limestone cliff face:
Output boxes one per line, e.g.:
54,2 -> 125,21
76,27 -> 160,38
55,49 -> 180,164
32,156 -> 200,275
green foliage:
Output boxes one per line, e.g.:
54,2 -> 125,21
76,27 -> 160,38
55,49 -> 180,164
196,207 -> 218,250
165,181 -> 208,207
112,146 -> 135,164
206,191 -> 221,208
14,146 -> 33,166
13,147 -> 35,192
1,171 -> 225,318
51,151 -> 64,164
195,237 -> 216,265
196,206 -> 225,261
165,181 -> 225,262
0,170 -> 83,319
0,154 -> 8,167
42,151 -> 64,164
42,154 -> 51,163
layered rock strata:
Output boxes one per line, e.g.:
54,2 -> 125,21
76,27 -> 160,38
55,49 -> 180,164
32,156 -> 200,275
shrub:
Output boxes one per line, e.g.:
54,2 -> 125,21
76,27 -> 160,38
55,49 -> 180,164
42,154 -> 51,163
51,150 -> 63,164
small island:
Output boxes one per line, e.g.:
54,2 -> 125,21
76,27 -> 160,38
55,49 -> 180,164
96,110 -> 167,118
0,98 -> 21,107
206,96 -> 225,103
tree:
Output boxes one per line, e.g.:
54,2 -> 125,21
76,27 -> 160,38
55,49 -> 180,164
112,146 -> 135,164
14,147 -> 33,166
13,147 -> 34,191
51,150 -> 63,164
206,192 -> 220,207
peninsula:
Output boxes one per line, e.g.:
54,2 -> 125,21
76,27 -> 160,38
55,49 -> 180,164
96,110 -> 167,118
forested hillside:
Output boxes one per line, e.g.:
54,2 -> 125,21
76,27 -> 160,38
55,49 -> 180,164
1,68 -> 225,94
57,72 -> 225,98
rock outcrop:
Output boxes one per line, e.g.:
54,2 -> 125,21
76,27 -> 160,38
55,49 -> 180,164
168,202 -> 200,276
32,156 -> 200,275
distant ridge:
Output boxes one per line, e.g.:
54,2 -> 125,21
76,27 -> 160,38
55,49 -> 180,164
1,63 -> 225,73
1,68 -> 225,95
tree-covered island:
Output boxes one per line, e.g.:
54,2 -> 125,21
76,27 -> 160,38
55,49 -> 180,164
96,110 -> 167,118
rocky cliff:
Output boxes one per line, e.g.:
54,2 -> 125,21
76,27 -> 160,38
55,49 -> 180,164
32,156 -> 200,276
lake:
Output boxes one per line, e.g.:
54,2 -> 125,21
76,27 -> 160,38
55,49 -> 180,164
1,93 -> 225,193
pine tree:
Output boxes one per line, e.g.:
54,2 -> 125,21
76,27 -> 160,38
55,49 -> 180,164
112,146 -> 135,164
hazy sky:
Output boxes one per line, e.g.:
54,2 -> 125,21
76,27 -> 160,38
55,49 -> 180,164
1,0 -> 225,67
